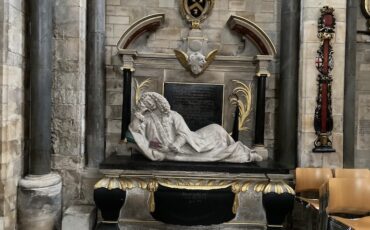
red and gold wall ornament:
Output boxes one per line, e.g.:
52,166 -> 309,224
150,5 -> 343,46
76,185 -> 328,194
313,6 -> 336,153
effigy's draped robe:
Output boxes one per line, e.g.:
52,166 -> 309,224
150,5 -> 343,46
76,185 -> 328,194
129,111 -> 261,163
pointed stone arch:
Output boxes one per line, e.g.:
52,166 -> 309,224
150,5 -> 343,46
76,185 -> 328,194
117,13 -> 165,51
227,15 -> 277,56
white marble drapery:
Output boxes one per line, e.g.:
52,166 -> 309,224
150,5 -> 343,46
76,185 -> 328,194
129,92 -> 262,163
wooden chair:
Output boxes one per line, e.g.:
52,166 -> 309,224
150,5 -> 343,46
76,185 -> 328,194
319,178 -> 370,230
334,168 -> 370,178
294,168 -> 333,230
295,168 -> 333,210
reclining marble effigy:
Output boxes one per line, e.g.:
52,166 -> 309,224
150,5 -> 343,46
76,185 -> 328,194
128,92 -> 263,163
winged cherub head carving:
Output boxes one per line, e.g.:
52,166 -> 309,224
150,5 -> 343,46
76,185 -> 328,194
174,49 -> 218,76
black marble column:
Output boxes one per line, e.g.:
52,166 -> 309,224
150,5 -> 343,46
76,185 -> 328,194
343,0 -> 357,168
255,75 -> 267,145
29,0 -> 53,175
18,1 -> 62,229
121,69 -> 132,140
86,0 -> 106,167
277,0 -> 300,168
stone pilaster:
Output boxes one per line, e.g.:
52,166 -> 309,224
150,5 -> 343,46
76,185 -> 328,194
298,0 -> 346,167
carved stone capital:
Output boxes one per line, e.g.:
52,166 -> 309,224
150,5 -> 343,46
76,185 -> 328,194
121,53 -> 137,71
254,55 -> 273,77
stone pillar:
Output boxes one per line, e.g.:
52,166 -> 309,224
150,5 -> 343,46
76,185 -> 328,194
253,55 -> 273,160
343,0 -> 357,168
86,0 -> 106,167
18,0 -> 62,229
120,54 -> 136,140
277,0 -> 300,168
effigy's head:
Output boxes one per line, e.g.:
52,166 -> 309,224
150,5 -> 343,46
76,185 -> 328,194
138,92 -> 171,114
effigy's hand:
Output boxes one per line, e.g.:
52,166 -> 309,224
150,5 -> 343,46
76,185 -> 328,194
168,143 -> 180,153
134,112 -> 145,121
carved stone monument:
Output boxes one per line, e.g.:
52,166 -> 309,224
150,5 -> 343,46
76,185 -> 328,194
129,92 -> 263,163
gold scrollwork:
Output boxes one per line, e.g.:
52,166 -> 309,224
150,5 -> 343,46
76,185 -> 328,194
133,78 -> 152,105
263,181 -> 295,195
94,177 -> 122,190
229,80 -> 253,132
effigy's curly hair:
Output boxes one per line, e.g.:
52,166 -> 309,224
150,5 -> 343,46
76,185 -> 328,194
140,92 -> 171,114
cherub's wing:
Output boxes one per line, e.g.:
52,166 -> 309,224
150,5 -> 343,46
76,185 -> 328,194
174,49 -> 189,69
205,49 -> 218,65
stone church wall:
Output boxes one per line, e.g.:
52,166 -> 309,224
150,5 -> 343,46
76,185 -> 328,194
51,0 -> 88,209
355,4 -> 370,168
0,0 -> 26,229
104,0 -> 281,158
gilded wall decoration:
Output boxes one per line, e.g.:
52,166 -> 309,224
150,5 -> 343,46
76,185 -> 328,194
361,0 -> 370,31
313,6 -> 336,153
229,80 -> 253,132
133,78 -> 152,105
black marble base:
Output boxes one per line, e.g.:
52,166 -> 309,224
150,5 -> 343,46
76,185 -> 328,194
151,185 -> 235,226
100,153 -> 291,174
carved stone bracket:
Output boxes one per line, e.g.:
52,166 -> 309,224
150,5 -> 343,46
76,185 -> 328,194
255,55 -> 273,77
121,52 -> 137,71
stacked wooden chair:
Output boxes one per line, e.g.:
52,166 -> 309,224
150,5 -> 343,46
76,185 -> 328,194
319,169 -> 370,230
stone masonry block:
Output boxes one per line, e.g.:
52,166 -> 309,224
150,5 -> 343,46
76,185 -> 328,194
106,0 -> 120,6
106,16 -> 129,25
62,205 -> 96,230
159,0 -> 175,8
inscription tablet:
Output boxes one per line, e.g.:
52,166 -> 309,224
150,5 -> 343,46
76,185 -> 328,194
164,83 -> 223,131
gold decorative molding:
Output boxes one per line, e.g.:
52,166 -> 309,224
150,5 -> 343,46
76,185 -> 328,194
158,179 -> 232,190
94,176 -> 270,214
133,78 -> 152,105
263,181 -> 295,195
229,80 -> 252,132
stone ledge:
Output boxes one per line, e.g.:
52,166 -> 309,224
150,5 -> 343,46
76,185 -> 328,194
62,205 -> 96,230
